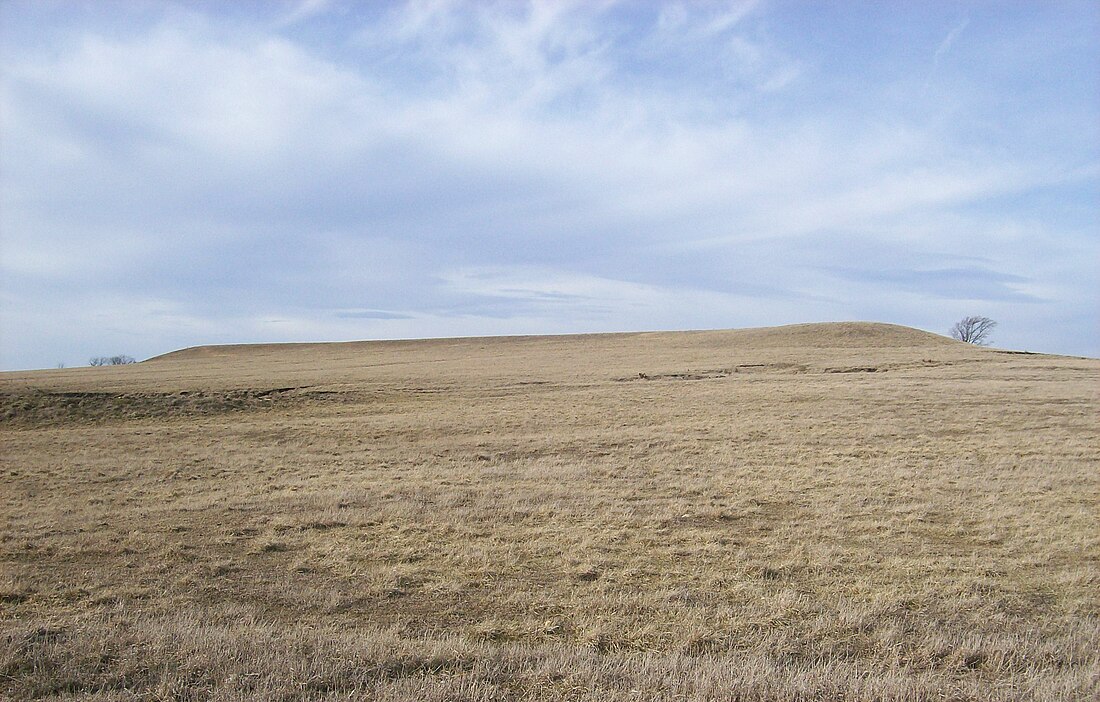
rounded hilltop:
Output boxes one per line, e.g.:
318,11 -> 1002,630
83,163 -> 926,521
107,321 -> 979,395
148,321 -> 954,364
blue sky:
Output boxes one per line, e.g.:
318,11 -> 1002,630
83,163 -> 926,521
1,0 -> 1097,369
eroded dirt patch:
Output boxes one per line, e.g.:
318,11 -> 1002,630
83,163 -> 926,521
0,387 -> 317,426
619,363 -> 809,381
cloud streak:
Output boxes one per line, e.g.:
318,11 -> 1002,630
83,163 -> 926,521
934,16 -> 970,65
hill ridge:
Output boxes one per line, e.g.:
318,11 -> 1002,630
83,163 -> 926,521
146,321 -> 953,363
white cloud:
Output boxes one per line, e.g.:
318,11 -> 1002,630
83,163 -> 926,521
703,1 -> 761,36
22,29 -> 374,160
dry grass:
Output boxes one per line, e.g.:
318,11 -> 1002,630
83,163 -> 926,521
1,322 -> 1097,700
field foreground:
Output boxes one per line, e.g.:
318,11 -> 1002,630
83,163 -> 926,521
2,322 -> 1098,701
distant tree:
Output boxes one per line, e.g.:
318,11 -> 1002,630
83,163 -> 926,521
89,355 -> 136,366
950,316 -> 997,345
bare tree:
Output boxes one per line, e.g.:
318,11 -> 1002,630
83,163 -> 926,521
950,316 -> 997,345
89,355 -> 137,366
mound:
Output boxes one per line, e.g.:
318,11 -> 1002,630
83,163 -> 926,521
148,322 -> 950,364
3,321 -> 974,397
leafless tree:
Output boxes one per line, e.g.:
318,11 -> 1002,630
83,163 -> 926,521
950,316 -> 997,345
89,355 -> 136,366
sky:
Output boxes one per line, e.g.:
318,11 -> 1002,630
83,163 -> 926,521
1,0 -> 1098,370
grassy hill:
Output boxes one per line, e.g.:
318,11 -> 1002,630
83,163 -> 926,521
2,323 -> 1097,700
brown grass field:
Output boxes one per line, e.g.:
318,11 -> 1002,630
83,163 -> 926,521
1,322 -> 1097,701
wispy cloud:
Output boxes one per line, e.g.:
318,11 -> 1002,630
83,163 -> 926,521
934,16 -> 970,65
275,0 -> 332,28
925,15 -> 970,91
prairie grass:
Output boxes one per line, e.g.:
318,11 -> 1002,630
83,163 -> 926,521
1,323 -> 1097,700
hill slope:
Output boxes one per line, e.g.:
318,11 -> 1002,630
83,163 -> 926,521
147,321 -> 955,364
4,322 -> 978,396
